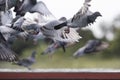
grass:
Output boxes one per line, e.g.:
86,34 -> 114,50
1,49 -> 120,69
0,40 -> 120,69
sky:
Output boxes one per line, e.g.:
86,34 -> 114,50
37,0 -> 120,40
39,0 -> 120,21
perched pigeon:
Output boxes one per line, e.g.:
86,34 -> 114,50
0,32 -> 18,62
13,50 -> 37,70
73,40 -> 109,58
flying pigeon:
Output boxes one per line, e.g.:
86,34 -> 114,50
15,0 -> 37,16
73,40 -> 109,58
41,41 -> 76,56
54,0 -> 102,30
0,31 -> 18,62
0,0 -> 21,11
13,1 -> 82,43
14,0 -> 53,17
4,15 -> 41,42
41,41 -> 67,55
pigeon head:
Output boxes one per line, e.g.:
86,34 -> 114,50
94,12 -> 102,17
87,11 -> 102,24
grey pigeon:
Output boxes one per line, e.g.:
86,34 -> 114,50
6,15 -> 40,35
0,0 -> 21,11
13,1 -> 81,43
41,41 -> 67,55
39,18 -> 81,42
0,25 -> 30,44
54,0 -> 102,30
15,0 -> 37,16
73,40 -> 109,58
14,0 -> 55,17
13,50 -> 37,70
10,17 -> 26,32
22,14 -> 81,43
4,16 -> 40,42
29,1 -> 54,17
41,41 -> 76,56
0,32 -> 18,62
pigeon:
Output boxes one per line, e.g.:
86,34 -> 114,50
39,20 -> 82,42
29,1 -> 54,17
14,0 -> 53,17
2,0 -> 100,43
0,0 -> 21,11
15,0 -> 37,16
8,17 -> 25,32
73,40 -> 109,58
4,15 -> 40,42
13,50 -> 37,70
41,41 -> 76,56
13,1 -> 82,43
41,41 -> 67,55
0,31 -> 18,62
54,0 -> 102,30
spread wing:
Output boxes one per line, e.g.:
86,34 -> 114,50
0,32 -> 18,62
68,0 -> 92,28
30,1 -> 55,17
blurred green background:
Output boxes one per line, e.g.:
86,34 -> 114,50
1,14 -> 120,69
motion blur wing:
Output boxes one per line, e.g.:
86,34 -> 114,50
0,32 -> 18,62
30,1 -> 55,18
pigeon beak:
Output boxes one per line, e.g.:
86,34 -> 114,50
97,12 -> 102,17
99,14 -> 102,17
